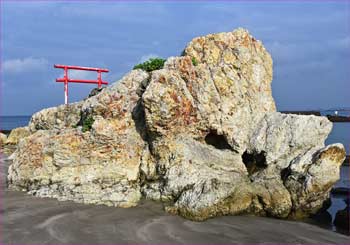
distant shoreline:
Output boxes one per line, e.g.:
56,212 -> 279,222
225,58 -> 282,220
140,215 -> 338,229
281,111 -> 350,122
325,115 -> 350,122
281,110 -> 321,116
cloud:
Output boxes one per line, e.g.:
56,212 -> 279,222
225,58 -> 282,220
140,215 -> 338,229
67,70 -> 99,80
138,53 -> 162,63
3,57 -> 48,74
58,3 -> 168,24
55,69 -> 110,85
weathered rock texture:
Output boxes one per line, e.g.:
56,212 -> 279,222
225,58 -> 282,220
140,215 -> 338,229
28,103 -> 82,132
7,28 -> 345,221
0,132 -> 7,146
9,70 -> 149,207
5,127 -> 30,145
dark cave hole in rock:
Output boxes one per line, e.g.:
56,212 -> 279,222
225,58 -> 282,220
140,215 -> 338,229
280,167 -> 291,181
242,150 -> 267,175
205,131 -> 232,150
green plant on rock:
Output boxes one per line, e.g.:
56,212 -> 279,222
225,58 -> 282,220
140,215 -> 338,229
191,57 -> 198,66
133,58 -> 166,72
81,116 -> 94,132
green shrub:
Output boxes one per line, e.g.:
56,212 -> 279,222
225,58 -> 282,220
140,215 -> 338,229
191,57 -> 198,66
82,116 -> 94,132
133,58 -> 166,72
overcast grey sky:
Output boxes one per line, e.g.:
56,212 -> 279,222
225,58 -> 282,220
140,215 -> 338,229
1,1 -> 349,116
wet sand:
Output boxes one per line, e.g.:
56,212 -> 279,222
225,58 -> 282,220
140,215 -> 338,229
1,154 -> 349,244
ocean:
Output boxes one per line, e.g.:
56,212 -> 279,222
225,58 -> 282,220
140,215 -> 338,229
0,116 -> 31,131
326,123 -> 350,153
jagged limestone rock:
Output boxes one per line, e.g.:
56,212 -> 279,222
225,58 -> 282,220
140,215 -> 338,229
29,103 -> 82,132
5,126 -> 30,145
244,112 -> 340,219
150,136 -> 253,220
284,143 -> 345,218
0,132 -> 7,146
144,28 -> 276,152
8,128 -> 142,207
247,112 -> 332,170
8,70 -> 150,207
88,87 -> 105,98
140,29 -> 285,220
7,28 -> 345,221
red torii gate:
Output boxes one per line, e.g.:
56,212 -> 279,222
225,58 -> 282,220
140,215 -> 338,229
54,64 -> 109,104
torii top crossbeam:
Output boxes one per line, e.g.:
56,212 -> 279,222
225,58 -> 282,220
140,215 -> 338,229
54,64 -> 109,105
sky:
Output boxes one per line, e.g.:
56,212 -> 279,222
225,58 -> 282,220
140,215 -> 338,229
1,1 -> 349,116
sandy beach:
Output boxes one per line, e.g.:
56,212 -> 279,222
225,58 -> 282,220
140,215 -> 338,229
1,154 -> 349,244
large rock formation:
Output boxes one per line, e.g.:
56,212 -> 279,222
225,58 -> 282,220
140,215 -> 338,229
9,70 -> 149,207
7,28 -> 346,221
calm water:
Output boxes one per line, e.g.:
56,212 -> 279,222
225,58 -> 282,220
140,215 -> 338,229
326,123 -> 350,154
0,116 -> 31,131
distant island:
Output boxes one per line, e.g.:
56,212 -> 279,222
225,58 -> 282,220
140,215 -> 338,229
281,111 -> 350,122
325,115 -> 350,122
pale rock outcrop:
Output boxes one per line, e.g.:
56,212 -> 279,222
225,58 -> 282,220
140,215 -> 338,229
8,128 -> 142,207
247,112 -> 332,170
29,103 -> 82,132
141,135 -> 253,220
7,28 -> 345,221
8,70 -> 150,207
144,28 -> 275,152
243,112 -> 339,217
5,127 -> 30,145
284,143 -> 345,218
0,132 -> 7,146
